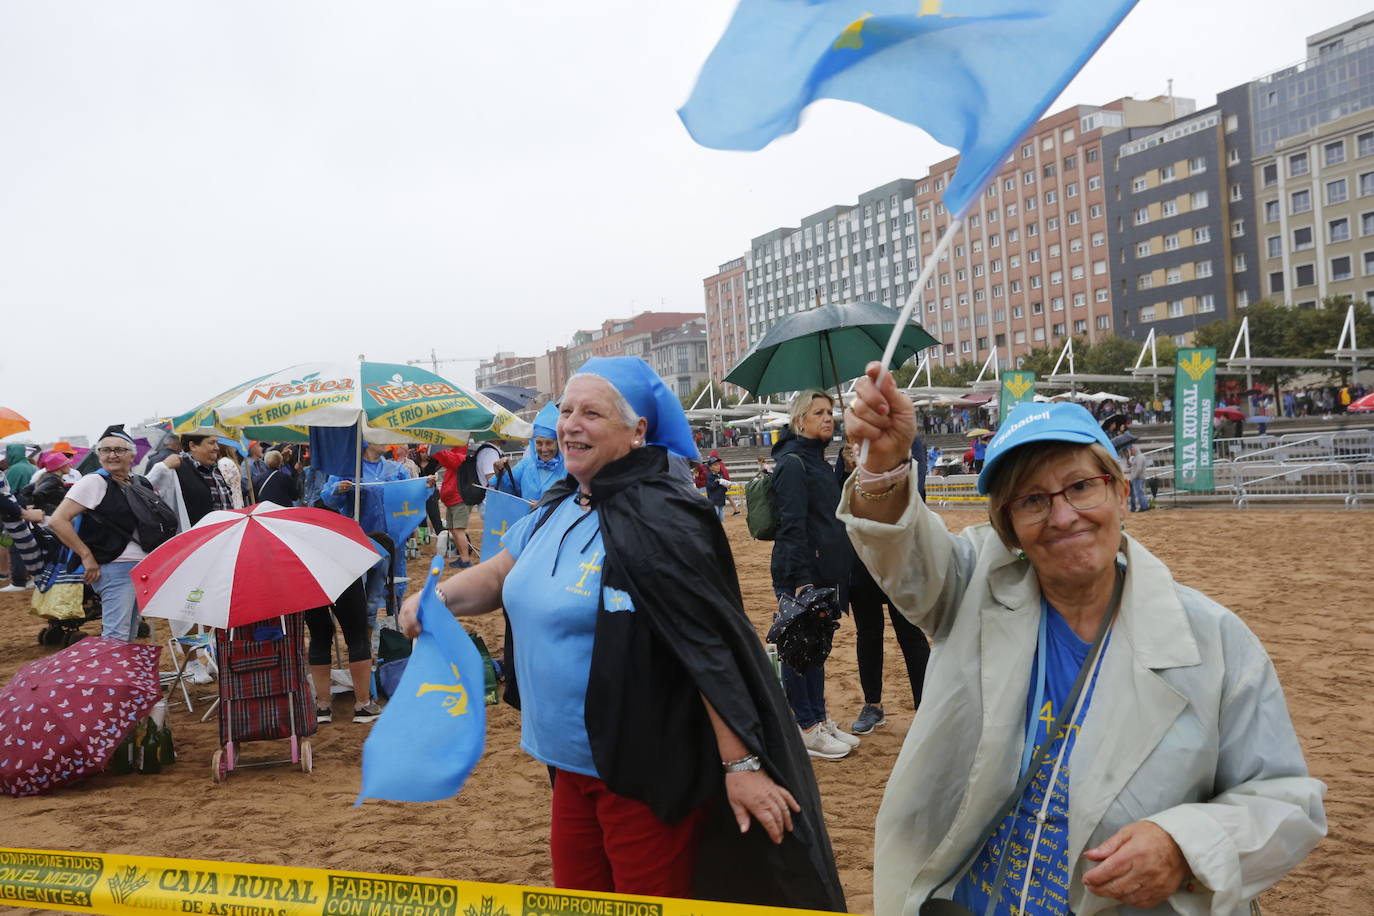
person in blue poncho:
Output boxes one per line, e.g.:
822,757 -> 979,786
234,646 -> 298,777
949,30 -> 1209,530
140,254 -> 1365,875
400,356 -> 843,910
490,401 -> 565,502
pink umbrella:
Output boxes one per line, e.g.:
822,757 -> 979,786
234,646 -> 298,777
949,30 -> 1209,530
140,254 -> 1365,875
0,637 -> 162,797
132,502 -> 382,630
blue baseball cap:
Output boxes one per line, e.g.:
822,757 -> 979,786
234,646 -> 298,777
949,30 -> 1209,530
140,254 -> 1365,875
977,402 -> 1117,495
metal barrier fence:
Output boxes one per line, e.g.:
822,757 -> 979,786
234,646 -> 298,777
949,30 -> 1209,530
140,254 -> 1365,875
925,474 -> 988,507
1146,463 -> 1373,508
1142,430 -> 1374,467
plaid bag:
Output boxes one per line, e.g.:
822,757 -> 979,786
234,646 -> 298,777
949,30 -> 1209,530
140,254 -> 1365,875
216,613 -> 315,744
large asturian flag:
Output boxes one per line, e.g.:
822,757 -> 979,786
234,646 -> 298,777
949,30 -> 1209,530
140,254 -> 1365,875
679,0 -> 1140,217
357,562 -> 486,804
482,488 -> 534,555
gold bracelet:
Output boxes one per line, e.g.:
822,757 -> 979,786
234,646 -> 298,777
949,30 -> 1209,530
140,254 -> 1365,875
856,481 -> 900,500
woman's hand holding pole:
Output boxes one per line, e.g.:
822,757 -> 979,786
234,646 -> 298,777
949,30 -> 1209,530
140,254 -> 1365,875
845,361 -> 916,522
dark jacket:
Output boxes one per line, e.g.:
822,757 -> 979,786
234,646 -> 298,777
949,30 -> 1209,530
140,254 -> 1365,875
769,428 -> 850,592
171,459 -> 216,525
253,467 -> 296,507
534,447 -> 846,911
29,473 -> 68,517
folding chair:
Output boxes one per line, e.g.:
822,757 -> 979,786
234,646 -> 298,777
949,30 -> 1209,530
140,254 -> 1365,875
166,630 -> 220,716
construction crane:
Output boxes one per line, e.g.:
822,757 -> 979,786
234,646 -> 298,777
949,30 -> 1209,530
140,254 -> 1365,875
406,349 -> 485,375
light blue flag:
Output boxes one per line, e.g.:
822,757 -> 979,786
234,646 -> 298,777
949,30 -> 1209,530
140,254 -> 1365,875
482,487 -> 533,555
356,561 -> 486,804
382,477 -> 431,549
679,0 -> 1139,217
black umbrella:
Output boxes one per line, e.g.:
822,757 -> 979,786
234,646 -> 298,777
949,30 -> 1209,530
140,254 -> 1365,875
479,386 -> 539,412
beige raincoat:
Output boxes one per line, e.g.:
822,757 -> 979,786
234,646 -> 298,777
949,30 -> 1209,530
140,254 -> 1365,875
837,470 -> 1325,916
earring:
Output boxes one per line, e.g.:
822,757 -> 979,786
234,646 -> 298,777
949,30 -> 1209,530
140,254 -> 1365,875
1015,549 -> 1027,561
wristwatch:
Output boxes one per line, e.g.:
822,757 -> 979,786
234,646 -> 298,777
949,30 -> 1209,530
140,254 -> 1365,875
721,754 -> 762,773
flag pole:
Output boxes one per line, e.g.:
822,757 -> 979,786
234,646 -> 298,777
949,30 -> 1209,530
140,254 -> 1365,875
859,216 -> 963,470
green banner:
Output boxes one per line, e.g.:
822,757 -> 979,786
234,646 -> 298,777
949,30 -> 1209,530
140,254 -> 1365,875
1174,348 -> 1216,491
998,370 -> 1037,417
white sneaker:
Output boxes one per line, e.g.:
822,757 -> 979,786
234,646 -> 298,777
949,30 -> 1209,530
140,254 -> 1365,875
823,719 -> 861,748
0,584 -> 25,593
800,723 -> 850,759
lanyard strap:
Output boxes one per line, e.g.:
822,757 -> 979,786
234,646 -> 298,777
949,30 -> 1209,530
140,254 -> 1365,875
923,565 -> 1125,910
1019,607 -> 1050,778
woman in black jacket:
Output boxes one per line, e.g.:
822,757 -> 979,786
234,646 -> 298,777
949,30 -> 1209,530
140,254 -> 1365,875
770,389 -> 855,760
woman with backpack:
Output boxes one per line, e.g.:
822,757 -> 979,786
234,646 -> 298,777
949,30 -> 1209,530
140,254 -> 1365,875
769,389 -> 855,760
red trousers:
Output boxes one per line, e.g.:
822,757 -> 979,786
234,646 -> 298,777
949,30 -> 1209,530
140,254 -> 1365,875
550,769 -> 707,898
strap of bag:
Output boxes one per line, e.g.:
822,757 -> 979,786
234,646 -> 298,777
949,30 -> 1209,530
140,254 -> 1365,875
922,565 -> 1126,910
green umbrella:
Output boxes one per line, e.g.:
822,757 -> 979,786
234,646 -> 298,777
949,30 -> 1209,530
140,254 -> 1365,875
724,301 -> 940,398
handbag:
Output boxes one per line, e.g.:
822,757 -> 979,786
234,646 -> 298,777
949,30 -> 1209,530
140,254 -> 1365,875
919,568 -> 1124,916
30,563 -> 87,622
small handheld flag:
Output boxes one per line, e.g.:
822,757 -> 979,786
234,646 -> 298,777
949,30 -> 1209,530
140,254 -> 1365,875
382,477 -> 433,549
356,561 -> 486,804
482,488 -> 534,555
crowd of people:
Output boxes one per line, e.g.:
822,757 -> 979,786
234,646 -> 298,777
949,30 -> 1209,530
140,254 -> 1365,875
1,353 -> 1335,914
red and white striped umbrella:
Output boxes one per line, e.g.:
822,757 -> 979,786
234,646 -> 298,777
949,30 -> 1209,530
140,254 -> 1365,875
132,502 -> 382,629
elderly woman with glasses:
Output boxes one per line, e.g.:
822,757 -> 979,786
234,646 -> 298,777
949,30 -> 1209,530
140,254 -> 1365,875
840,365 -> 1325,916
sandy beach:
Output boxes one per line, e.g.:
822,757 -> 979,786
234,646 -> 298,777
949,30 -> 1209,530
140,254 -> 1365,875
0,506 -> 1369,915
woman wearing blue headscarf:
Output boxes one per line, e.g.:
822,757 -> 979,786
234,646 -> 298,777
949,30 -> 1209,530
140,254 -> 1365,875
400,357 -> 843,910
490,401 -> 564,502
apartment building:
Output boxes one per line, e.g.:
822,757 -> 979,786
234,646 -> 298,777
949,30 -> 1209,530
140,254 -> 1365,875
914,98 -> 1183,365
703,257 -> 748,395
475,351 -> 537,390
1105,85 -> 1260,344
743,180 -> 920,346
1254,15 -> 1374,307
648,319 -> 710,400
565,311 -> 704,377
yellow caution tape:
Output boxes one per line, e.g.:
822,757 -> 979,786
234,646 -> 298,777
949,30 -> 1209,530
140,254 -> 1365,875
0,847 -> 843,916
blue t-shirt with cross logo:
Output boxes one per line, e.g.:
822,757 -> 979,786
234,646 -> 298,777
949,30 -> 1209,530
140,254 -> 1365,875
952,603 -> 1107,916
501,496 -> 635,777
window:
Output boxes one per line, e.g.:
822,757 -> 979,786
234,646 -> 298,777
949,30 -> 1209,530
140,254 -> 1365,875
1096,314 -> 1111,329
1089,203 -> 1102,218
1295,264 -> 1315,287
1088,176 -> 1102,191
1096,288 -> 1109,303
1137,274 -> 1154,290
1074,318 -> 1088,334
1360,131 -> 1374,157
1198,294 -> 1216,313
1091,231 -> 1105,247
1050,269 -> 1063,284
1168,300 -> 1185,318
1047,216 -> 1059,231
1070,265 -> 1085,280
1293,226 -> 1314,250
1269,271 -> 1285,293
1229,147 -> 1242,165
1136,240 -> 1152,257
1022,143 -> 1033,158
1164,233 -> 1180,251
1045,190 -> 1057,205
1087,147 -> 1098,162
1004,177 -> 1016,192
1232,219 -> 1246,238
1289,151 -> 1309,177
1140,306 -> 1156,322
1007,203 -> 1018,218
1070,238 -> 1083,253
1262,163 -> 1278,187
1189,156 -> 1207,173
1363,251 -> 1374,275
1267,236 -> 1282,258
1325,140 -> 1346,166
1043,163 -> 1056,178
1066,182 -> 1078,198
1159,164 -> 1176,182
1361,172 -> 1374,197
1011,279 -> 1023,293
1233,252 -> 1247,272
1134,207 -> 1151,225
1265,200 -> 1281,222
1030,275 -> 1042,288
1031,300 -> 1044,315
1331,217 -> 1351,243
1014,329 -> 1027,344
1230,183 -> 1244,202
1024,171 -> 1035,185
1093,259 -> 1106,275
1063,154 -> 1077,170
1073,292 -> 1086,307
1033,327 -> 1046,341
1067,211 -> 1080,225
1196,259 -> 1213,278
1194,226 -> 1211,243
1364,212 -> 1374,236
1191,190 -> 1209,209
1132,176 -> 1149,193
1013,305 -> 1024,318
1009,254 -> 1021,268
1327,179 -> 1349,205
1162,200 -> 1179,218
1029,250 -> 1041,263
995,308 -> 1006,322
1166,267 -> 1182,284
1025,196 -> 1037,212
1052,323 -> 1067,337
1332,256 -> 1353,281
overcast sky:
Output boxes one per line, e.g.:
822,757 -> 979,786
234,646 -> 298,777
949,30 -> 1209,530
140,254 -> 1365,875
3,0 -> 1370,442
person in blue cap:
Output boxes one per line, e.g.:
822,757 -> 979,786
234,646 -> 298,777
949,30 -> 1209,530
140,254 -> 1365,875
490,401 -> 565,502
838,364 -> 1324,916
400,356 -> 843,910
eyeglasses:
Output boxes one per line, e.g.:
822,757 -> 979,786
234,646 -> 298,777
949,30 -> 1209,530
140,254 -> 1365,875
1005,474 -> 1114,523
96,446 -> 134,456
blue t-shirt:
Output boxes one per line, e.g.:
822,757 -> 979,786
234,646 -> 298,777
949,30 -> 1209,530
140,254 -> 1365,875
501,496 -> 625,777
953,603 -> 1108,916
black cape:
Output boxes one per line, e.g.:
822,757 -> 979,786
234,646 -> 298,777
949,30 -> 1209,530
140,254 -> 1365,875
526,446 -> 846,911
